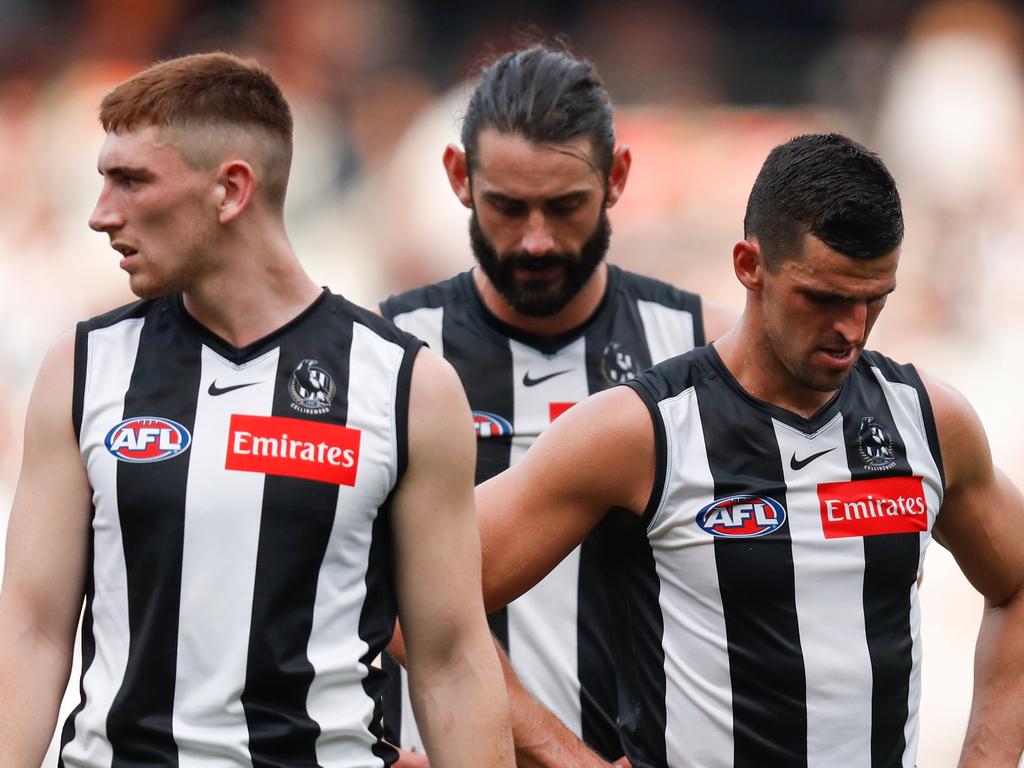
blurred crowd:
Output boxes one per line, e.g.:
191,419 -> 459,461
2,0 -> 1023,764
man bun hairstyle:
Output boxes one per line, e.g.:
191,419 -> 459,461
99,52 -> 293,208
744,133 -> 904,269
462,45 -> 615,177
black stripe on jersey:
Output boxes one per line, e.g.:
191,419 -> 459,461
107,310 -> 202,768
379,653 -> 403,747
696,382 -> 808,768
361,494 -> 399,767
601,508 -> 668,768
576,330 -> 638,760
58,539 -> 96,766
72,322 -> 90,442
440,308 -> 514,648
841,364 -> 920,768
241,328 -> 353,767
693,295 -> 707,347
624,379 -> 669,530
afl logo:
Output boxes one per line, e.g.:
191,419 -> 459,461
105,417 -> 191,463
697,495 -> 786,538
473,411 -> 512,439
289,358 -> 336,415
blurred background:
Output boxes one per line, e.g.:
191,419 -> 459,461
1,0 -> 1022,764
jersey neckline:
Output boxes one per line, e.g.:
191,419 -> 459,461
167,288 -> 332,363
458,264 -> 620,355
702,344 -> 853,433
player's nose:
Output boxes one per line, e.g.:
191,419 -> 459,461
520,211 -> 555,255
89,184 -> 124,233
834,301 -> 869,346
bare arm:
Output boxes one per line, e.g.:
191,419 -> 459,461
477,385 -> 654,612
495,643 -> 627,768
0,332 -> 92,766
701,299 -> 740,344
924,373 -> 1024,767
391,348 -> 513,768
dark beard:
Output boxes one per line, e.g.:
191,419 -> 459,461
469,209 -> 611,317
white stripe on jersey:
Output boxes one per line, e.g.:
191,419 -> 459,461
62,317 -> 145,768
506,336 -> 590,738
637,300 -> 695,366
391,307 -> 444,356
871,367 -> 944,768
306,322 -> 404,767
649,387 -> 733,767
772,413 -> 872,768
172,345 -> 280,767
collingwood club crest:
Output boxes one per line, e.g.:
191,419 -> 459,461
857,416 -> 896,471
601,341 -> 639,385
289,358 -> 336,415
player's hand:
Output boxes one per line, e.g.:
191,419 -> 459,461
613,758 -> 632,767
393,746 -> 431,767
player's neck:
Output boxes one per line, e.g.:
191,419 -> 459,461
714,318 -> 839,420
473,262 -> 608,337
181,226 -> 321,349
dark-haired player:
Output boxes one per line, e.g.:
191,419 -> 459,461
474,133 -> 1024,766
0,52 -> 513,767
379,45 -> 734,765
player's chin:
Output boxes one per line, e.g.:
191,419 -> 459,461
127,274 -> 169,300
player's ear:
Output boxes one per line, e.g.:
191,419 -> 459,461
733,238 -> 766,291
443,144 -> 473,209
605,144 -> 631,208
216,159 -> 256,224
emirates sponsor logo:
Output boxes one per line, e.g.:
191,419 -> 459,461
548,402 -> 575,421
817,476 -> 927,539
225,414 -> 360,486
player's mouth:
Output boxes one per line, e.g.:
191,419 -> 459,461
112,242 -> 139,268
817,346 -> 857,369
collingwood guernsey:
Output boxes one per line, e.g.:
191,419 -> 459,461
617,344 -> 945,768
60,289 -> 420,768
380,265 -> 705,759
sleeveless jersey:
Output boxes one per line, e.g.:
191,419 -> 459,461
379,265 -> 705,759
60,289 -> 421,768
617,345 -> 945,768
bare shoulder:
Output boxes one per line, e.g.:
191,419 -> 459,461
28,329 -> 78,434
917,367 -> 991,491
406,345 -> 469,425
701,299 -> 740,343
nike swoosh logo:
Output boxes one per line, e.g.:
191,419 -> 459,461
208,381 -> 260,396
522,369 -> 574,387
790,447 -> 837,471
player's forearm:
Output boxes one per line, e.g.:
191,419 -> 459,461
959,593 -> 1024,767
493,644 -> 614,768
0,608 -> 74,767
407,625 -> 514,768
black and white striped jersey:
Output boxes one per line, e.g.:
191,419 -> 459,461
617,345 -> 945,768
60,289 -> 421,768
379,265 -> 705,759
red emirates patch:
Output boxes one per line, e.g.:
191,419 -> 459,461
549,402 -> 576,422
817,476 -> 928,539
226,414 -> 360,486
